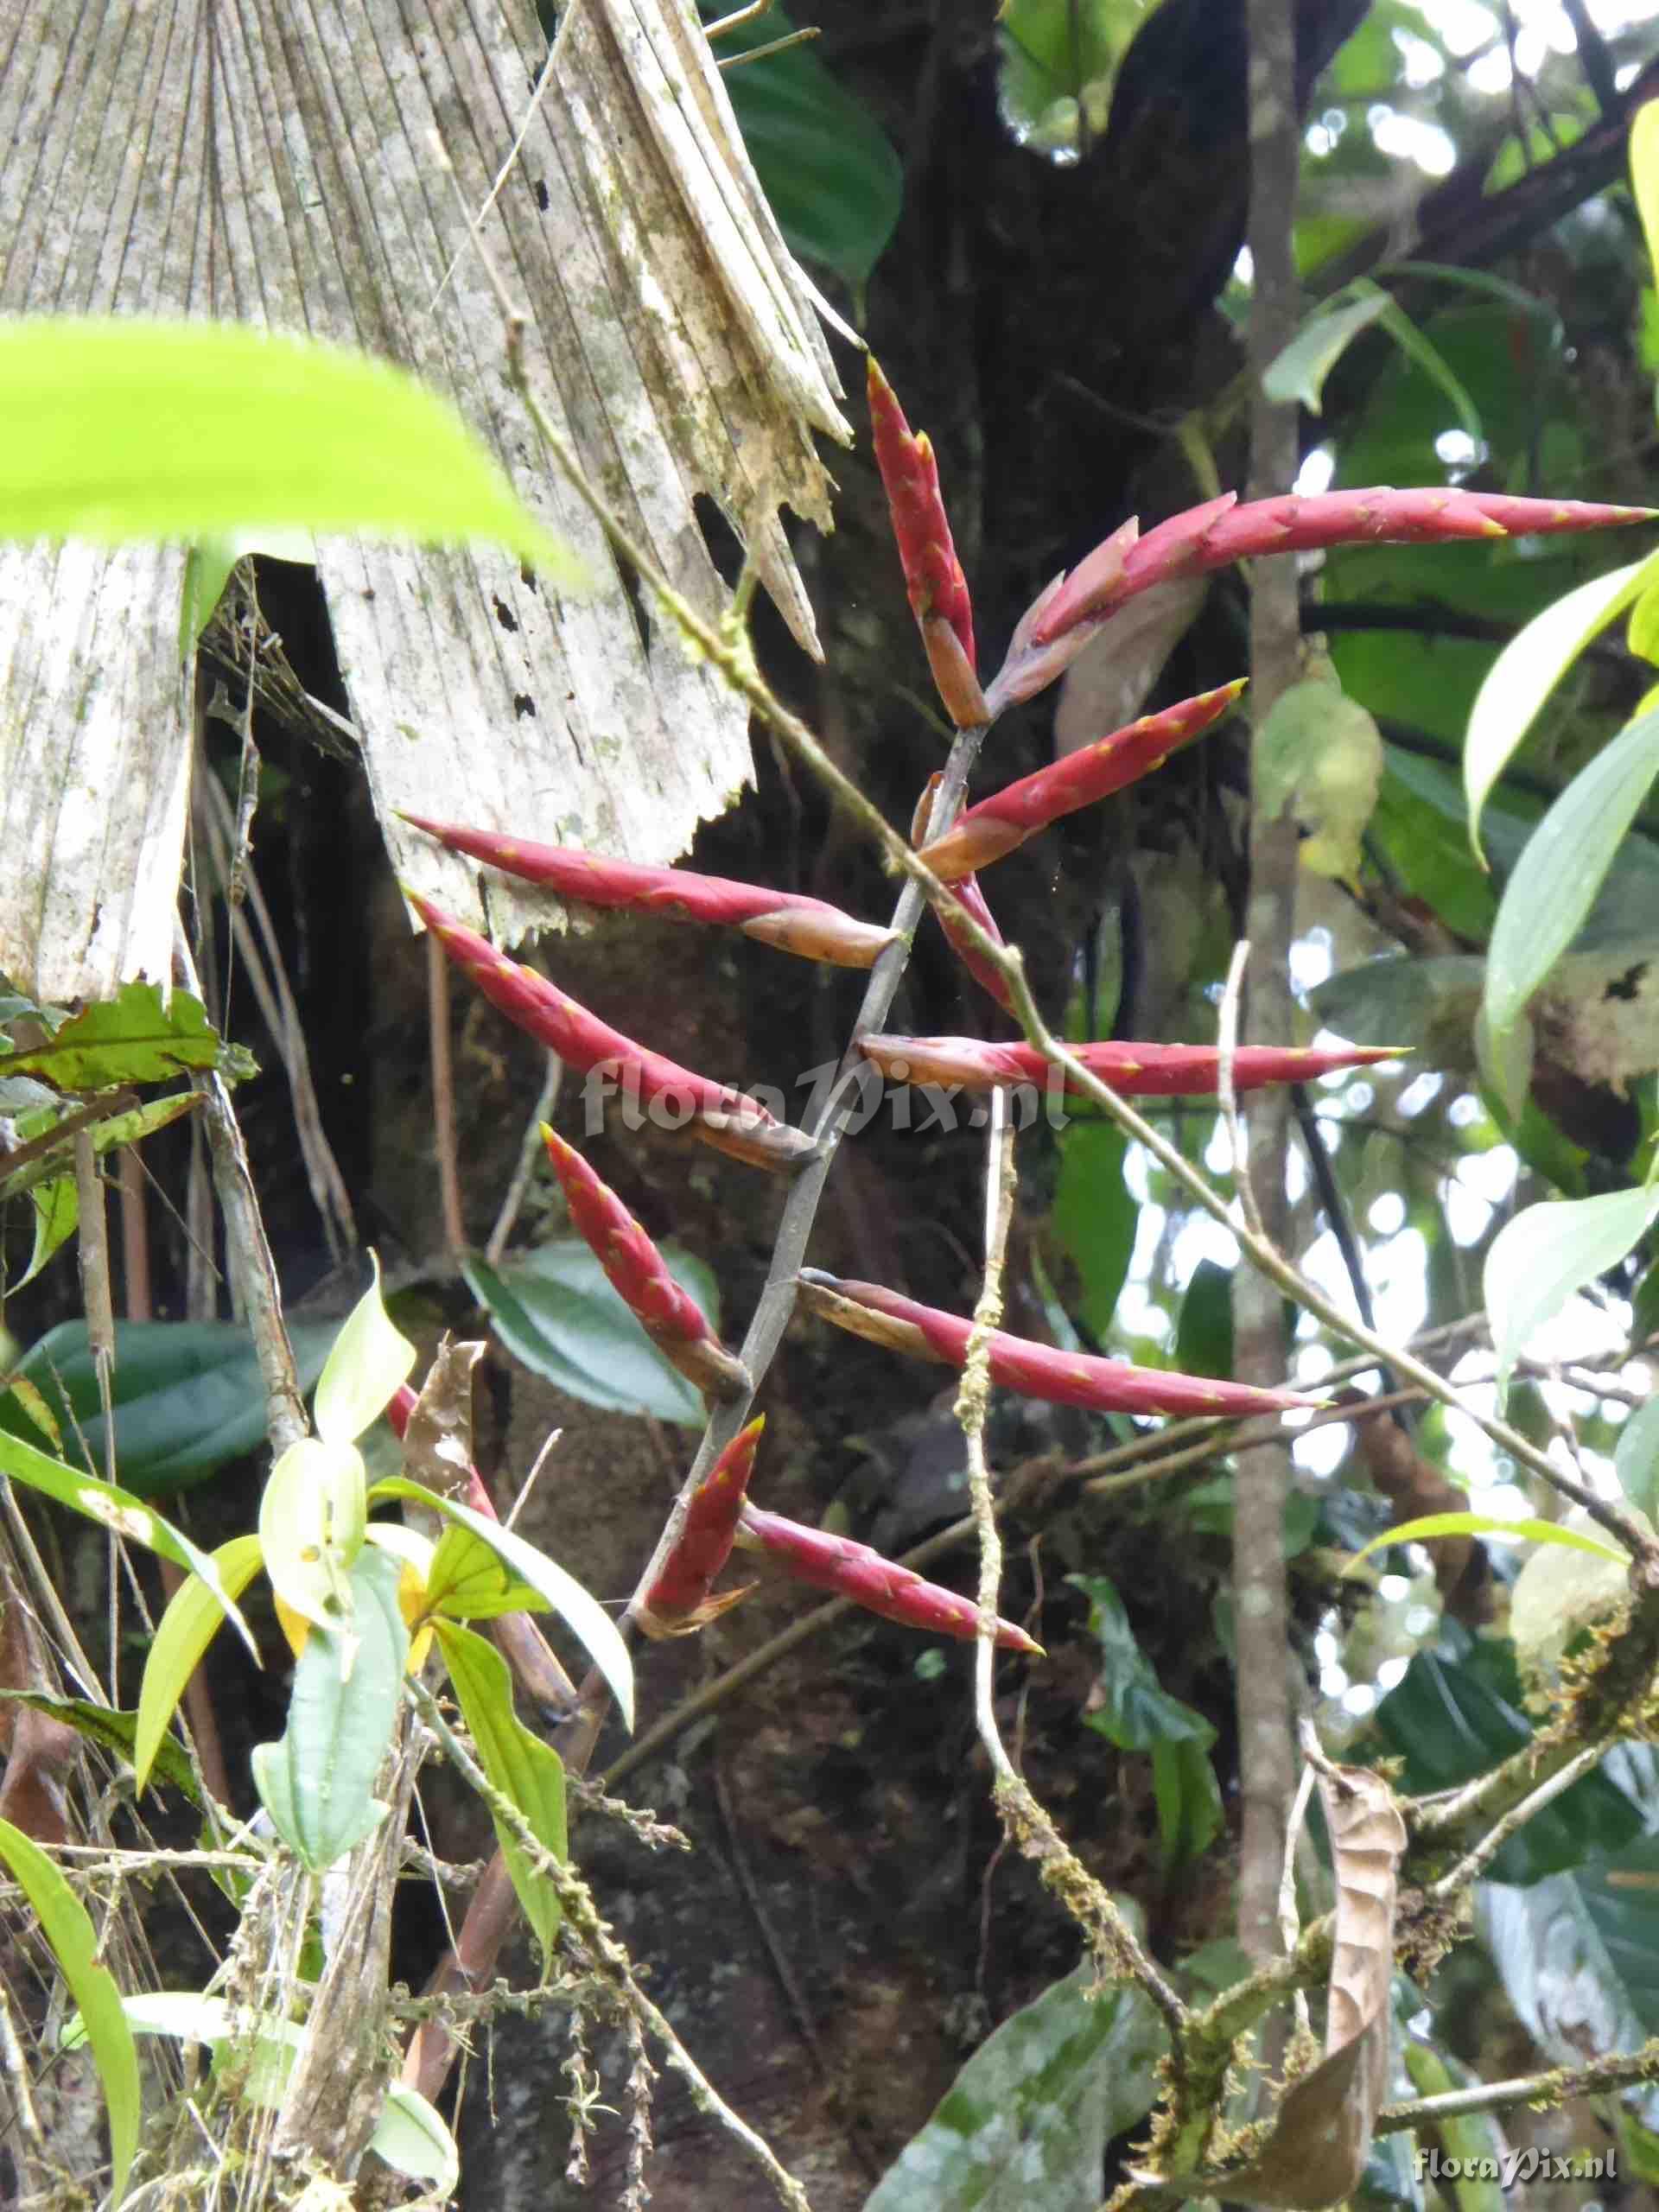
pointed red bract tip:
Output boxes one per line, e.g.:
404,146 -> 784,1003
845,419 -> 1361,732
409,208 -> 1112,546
868,355 -> 977,692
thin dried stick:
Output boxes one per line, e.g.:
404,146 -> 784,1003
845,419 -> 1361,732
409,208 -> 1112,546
429,930 -> 467,1256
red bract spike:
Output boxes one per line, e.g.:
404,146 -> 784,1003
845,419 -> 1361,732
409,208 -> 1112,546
734,1504 -> 1043,1655
868,358 -> 982,723
1029,486 -> 1653,647
1017,517 -> 1140,654
934,872 -> 1015,1013
798,1272 -> 1318,1421
400,817 -> 893,971
404,889 -> 810,1170
639,1416 -> 766,1637
859,1033 -> 1401,1096
540,1128 -> 749,1401
917,682 -> 1247,881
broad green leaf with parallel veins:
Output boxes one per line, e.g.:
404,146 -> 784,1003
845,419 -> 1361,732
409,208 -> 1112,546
370,1476 -> 633,1729
435,1621 -> 568,1956
251,1545 -> 408,1871
0,1815 -> 140,2203
313,1256 -> 415,1448
1465,555 -> 1659,864
0,316 -> 585,587
1345,1510 -> 1626,1573
1484,1185 -> 1659,1404
0,1318 -> 337,1494
1480,702 -> 1659,1119
135,1535 -> 266,1790
466,1238 -> 717,1427
1264,290 -> 1392,412
865,1959 -> 1166,2212
0,1428 -> 257,1656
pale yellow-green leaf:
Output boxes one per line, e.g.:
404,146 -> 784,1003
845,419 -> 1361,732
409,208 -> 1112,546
1632,100 -> 1659,292
435,1620 -> 567,1956
1344,1510 -> 1627,1576
313,1253 -> 415,1449
134,1533 -> 265,1790
258,1434 -> 365,1633
1254,665 -> 1382,883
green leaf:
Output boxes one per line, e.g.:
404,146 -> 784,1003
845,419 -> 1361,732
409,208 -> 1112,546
1400,2036 -> 1505,2212
0,1690 -> 200,1804
435,1620 -> 567,1957
76,1991 -> 460,2190
370,1476 -> 633,1729
0,316 -> 584,584
864,1960 -> 1166,2212
0,1427 -> 257,1657
135,1534 -> 267,1791
1372,1625 -> 1643,1883
1052,1123 -> 1135,1340
20,1175 -> 76,1290
0,1814 -> 140,2202
0,1318 -> 337,1493
251,1545 -> 408,1871
313,1255 -> 416,1449
1630,99 -> 1659,290
1263,290 -> 1392,411
260,1433 -> 369,1632
0,1091 -> 197,1207
0,982 -> 253,1092
1346,1511 -> 1626,1573
1465,556 -> 1659,863
1616,1395 -> 1659,1522
1484,1187 -> 1659,1404
1372,296 -> 1483,448
466,1238 -> 717,1425
1310,952 -> 1484,1052
1253,663 -> 1382,881
422,1522 -> 550,1622
1480,1841 -> 1659,2131
1070,1574 -> 1212,1750
1480,703 -> 1659,1118
1151,1738 -> 1224,1868
700,2 -> 901,289
1175,1258 -> 1235,1381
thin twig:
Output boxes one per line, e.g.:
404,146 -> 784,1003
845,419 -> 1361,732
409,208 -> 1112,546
486,1053 -> 563,1266
429,930 -> 467,1256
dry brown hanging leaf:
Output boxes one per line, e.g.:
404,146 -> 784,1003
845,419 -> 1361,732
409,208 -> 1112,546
0,0 -> 848,1001
1138,1762 -> 1406,2209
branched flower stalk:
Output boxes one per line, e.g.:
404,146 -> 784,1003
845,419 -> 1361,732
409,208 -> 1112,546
397,236 -> 1659,2177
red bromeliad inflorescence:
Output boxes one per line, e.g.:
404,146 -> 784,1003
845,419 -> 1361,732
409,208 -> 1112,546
867,357 -> 987,728
638,1415 -> 766,1637
798,1271 -> 1318,1421
405,888 -> 814,1171
988,486 -> 1653,713
540,1127 -> 749,1401
859,1034 -> 1401,1098
402,815 -> 893,970
911,774 -> 1014,1014
916,681 -> 1248,880
735,1504 -> 1042,1654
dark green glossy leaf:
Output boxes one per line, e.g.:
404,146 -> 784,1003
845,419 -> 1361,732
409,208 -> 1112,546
0,982 -> 254,1092
699,1 -> 900,287
1372,1627 -> 1643,1883
1071,1574 -> 1211,1751
864,1961 -> 1166,2212
1,1319 -> 337,1494
1150,1738 -> 1223,1867
1052,1123 -> 1135,1340
1175,1258 -> 1234,1381
466,1237 -> 717,1426
251,1546 -> 407,1872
